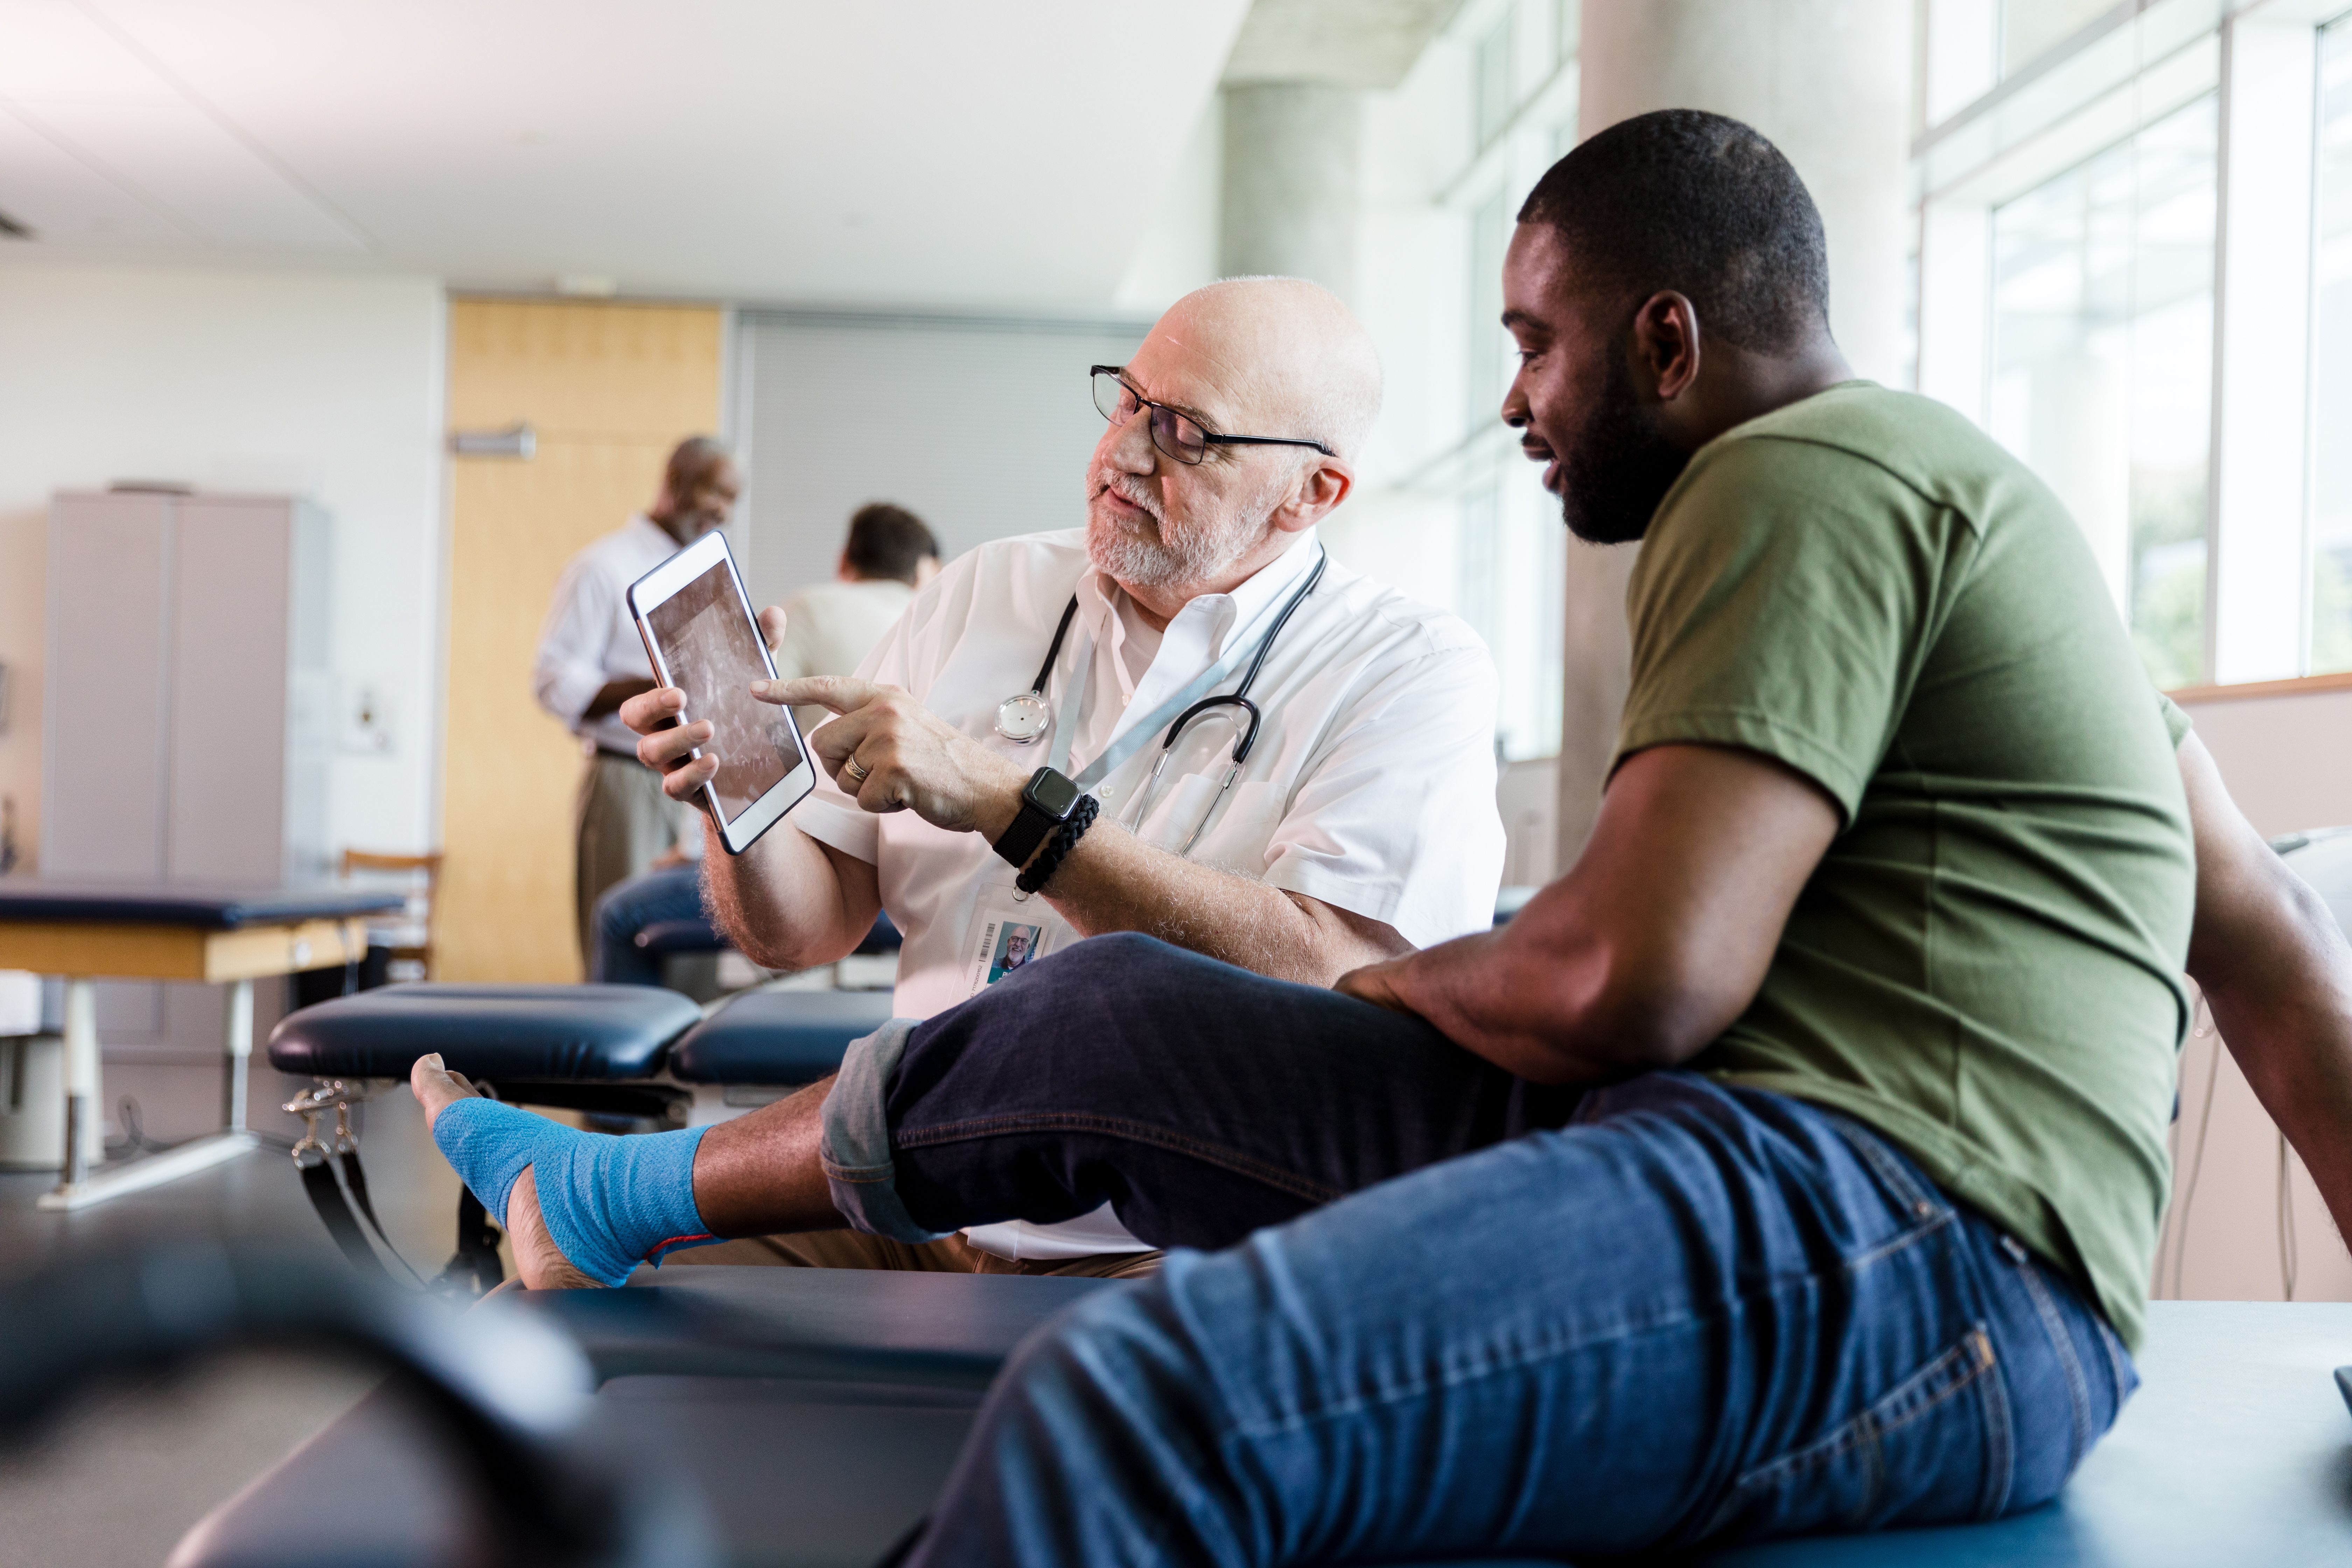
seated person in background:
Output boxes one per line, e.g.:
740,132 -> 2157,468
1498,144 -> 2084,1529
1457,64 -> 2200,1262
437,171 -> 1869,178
586,502 -> 941,985
420,111 -> 2352,1564
617,275 -> 1503,1278
770,500 -> 941,735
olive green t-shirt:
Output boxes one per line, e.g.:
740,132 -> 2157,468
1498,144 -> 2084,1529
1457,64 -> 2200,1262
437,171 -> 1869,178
1619,382 -> 2194,1349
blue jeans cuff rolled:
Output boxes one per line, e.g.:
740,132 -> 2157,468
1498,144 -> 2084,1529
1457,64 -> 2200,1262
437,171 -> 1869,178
819,1017 -> 953,1244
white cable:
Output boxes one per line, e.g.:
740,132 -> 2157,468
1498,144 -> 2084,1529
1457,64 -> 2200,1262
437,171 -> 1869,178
2169,991 -> 2223,1301
2278,1132 -> 2300,1302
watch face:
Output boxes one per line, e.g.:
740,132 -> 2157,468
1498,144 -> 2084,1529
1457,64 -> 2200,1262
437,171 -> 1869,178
1026,768 -> 1083,818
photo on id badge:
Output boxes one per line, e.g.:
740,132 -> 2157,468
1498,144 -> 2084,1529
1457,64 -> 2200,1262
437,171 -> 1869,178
964,886 -> 1064,997
988,921 -> 1042,984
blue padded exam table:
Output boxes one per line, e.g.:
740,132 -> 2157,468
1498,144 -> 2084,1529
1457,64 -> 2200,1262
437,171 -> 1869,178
0,880 -> 402,1210
174,1287 -> 2352,1567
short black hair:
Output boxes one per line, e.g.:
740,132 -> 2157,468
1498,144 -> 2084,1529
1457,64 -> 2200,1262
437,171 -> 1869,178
843,502 -> 941,584
1517,110 -> 1830,355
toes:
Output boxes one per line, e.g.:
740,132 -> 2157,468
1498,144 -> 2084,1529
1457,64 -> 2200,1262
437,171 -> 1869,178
408,1052 -> 477,1128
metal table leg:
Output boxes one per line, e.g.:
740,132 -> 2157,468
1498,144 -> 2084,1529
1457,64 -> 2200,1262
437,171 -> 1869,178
223,977 -> 253,1132
39,974 -> 259,1212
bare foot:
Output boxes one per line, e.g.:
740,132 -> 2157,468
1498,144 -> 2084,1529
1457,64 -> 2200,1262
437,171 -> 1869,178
506,1167 -> 599,1290
410,1054 -> 600,1291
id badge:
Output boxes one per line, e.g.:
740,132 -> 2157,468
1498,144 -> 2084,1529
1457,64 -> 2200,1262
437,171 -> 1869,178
961,880 -> 1071,998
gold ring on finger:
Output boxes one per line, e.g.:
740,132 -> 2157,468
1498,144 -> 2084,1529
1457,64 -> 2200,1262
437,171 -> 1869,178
844,757 -> 871,784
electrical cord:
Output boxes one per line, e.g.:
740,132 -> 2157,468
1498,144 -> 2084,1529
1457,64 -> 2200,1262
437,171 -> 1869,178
2164,991 -> 2224,1301
2279,1132 -> 2300,1302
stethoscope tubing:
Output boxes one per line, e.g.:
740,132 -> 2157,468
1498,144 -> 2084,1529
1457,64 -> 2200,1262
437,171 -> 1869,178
1003,547 -> 1329,851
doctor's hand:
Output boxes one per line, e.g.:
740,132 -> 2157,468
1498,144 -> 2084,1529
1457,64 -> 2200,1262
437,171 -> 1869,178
615,604 -> 792,805
757,675 -> 1030,839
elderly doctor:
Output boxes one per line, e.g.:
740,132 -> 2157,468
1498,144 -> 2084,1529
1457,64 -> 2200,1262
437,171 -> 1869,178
617,276 -> 1505,1278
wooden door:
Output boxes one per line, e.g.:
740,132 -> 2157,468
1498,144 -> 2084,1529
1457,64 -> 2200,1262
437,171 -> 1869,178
437,300 -> 723,981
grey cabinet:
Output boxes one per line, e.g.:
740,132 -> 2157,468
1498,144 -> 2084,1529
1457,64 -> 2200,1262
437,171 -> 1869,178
42,490 -> 330,1058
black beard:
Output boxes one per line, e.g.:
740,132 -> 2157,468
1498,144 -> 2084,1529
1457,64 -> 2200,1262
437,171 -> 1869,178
1556,352 -> 1691,545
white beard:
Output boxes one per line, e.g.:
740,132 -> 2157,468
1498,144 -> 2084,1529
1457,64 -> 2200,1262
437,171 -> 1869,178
1084,474 -> 1276,591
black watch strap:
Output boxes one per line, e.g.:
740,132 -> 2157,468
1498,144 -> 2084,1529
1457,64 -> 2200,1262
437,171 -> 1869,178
993,767 -> 1080,868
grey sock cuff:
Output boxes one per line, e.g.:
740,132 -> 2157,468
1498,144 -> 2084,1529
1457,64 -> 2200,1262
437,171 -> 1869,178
818,1017 -> 952,1245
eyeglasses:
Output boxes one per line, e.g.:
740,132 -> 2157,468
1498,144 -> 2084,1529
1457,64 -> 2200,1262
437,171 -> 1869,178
1091,366 -> 1334,467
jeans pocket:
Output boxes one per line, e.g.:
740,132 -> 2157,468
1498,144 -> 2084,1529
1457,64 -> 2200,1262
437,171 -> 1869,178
1698,1324 -> 2012,1545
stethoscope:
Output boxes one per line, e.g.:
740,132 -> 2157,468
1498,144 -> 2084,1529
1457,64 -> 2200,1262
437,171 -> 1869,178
993,548 -> 1329,854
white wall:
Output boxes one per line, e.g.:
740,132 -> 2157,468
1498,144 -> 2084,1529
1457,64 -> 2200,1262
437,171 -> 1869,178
2176,689 -> 2352,839
2156,689 -> 2352,1303
0,266 -> 448,867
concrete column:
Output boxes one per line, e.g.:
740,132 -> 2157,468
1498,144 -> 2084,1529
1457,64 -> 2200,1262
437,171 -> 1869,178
1219,83 -> 1362,303
1553,0 -> 1913,867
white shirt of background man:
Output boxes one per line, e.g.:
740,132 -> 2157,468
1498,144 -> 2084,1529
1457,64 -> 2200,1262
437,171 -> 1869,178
533,513 -> 681,757
788,526 -> 1507,1259
771,577 -> 917,734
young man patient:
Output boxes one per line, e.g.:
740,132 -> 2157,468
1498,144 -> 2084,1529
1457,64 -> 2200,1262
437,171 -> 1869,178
417,112 -> 2352,1566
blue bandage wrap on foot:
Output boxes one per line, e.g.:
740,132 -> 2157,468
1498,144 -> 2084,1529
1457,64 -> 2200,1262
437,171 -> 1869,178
431,1096 -> 718,1287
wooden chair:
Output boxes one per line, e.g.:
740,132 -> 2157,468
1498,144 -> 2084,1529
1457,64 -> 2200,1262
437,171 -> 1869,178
338,849 -> 443,981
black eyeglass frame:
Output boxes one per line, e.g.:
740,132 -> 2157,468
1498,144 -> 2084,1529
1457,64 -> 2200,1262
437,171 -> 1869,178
1091,365 -> 1335,465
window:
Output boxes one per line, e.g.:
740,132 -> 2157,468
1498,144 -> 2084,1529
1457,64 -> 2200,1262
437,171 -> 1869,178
1987,96 -> 2218,688
1468,189 -> 1511,432
2308,20 -> 2352,672
1453,0 -> 1576,759
1474,14 -> 1514,147
2002,0 -> 2119,73
1912,1 -> 2349,694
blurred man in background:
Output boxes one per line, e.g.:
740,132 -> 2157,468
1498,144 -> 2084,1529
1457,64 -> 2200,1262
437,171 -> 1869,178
534,435 -> 740,966
588,500 -> 938,985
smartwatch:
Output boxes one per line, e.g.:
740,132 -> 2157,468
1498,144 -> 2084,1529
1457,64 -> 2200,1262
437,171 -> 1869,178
993,766 -> 1084,869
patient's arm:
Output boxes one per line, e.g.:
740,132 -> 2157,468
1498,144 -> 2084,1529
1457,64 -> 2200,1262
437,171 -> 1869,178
1340,743 -> 1839,1085
2176,731 -> 2352,1251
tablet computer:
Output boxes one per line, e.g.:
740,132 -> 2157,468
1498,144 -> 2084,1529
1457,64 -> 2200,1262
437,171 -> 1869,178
626,530 -> 815,855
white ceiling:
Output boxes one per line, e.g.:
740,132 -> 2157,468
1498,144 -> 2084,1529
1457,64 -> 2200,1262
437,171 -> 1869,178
0,0 -> 1251,307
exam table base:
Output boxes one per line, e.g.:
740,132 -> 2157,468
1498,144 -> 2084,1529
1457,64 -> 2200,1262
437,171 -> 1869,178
39,974 -> 260,1210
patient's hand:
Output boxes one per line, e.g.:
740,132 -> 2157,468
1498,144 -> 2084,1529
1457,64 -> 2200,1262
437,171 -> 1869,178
1335,958 -> 1419,1017
409,1055 -> 598,1291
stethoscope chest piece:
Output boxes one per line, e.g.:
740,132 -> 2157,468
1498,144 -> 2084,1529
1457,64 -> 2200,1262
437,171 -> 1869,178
994,692 -> 1052,744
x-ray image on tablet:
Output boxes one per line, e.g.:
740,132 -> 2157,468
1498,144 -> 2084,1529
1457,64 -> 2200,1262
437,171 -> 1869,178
627,531 -> 814,854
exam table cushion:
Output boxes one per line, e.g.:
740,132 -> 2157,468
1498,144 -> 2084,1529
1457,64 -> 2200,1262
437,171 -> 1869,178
529,1264 -> 1117,1386
267,983 -> 703,1080
170,1298 -> 2352,1568
667,987 -> 898,1084
0,880 -> 404,928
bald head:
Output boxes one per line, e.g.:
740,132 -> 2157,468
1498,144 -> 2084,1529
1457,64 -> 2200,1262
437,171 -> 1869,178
1151,278 -> 1382,462
1086,276 -> 1377,611
650,434 -> 740,544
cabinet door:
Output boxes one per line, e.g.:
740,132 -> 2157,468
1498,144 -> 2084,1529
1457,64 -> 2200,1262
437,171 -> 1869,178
42,493 -> 172,880
169,497 -> 290,887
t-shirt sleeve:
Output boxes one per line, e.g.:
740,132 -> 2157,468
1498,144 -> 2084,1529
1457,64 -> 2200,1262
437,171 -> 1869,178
1259,641 -> 1506,947
1616,436 -> 1970,825
2157,692 -> 2193,748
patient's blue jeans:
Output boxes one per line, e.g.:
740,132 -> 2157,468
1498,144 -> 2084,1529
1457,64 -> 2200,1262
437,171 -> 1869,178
588,865 -> 706,985
864,936 -> 2133,1566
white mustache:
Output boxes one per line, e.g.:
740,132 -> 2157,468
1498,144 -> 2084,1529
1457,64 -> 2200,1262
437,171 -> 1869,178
1096,472 -> 1164,528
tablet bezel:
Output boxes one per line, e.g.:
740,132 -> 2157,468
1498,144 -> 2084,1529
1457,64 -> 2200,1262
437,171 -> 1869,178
625,529 -> 815,856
